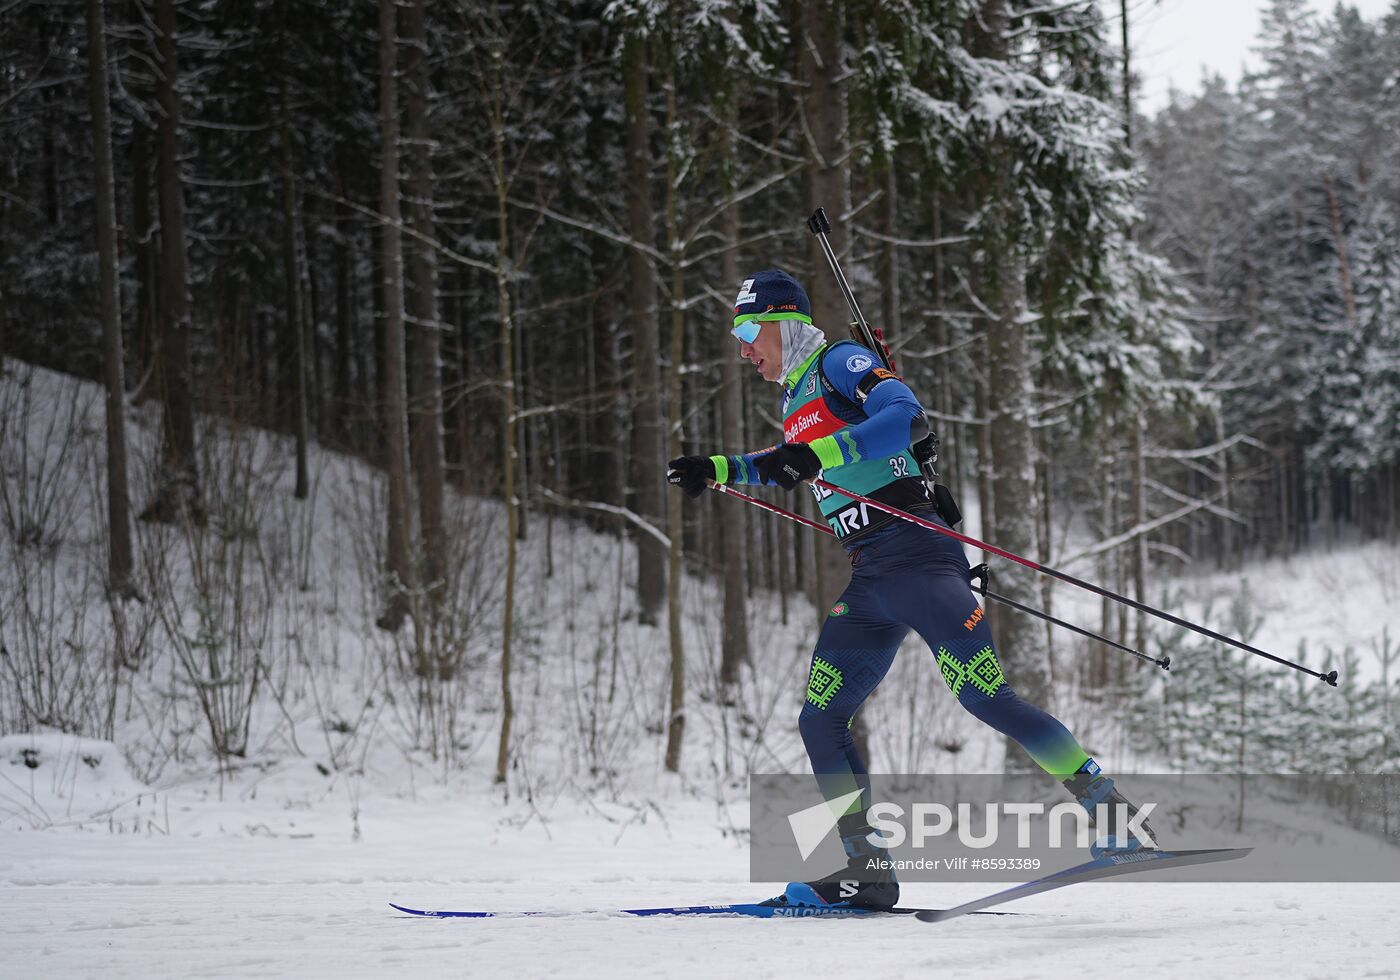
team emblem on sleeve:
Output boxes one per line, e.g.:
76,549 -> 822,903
846,353 -> 873,373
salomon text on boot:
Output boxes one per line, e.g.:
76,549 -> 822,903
764,812 -> 899,911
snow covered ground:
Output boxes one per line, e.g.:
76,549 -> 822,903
4,794 -> 1400,977
4,742 -> 1399,980
3,364 -> 1398,978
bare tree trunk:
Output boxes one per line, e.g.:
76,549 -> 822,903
491,81 -> 517,787
1120,0 -> 1149,655
86,0 -> 135,597
717,98 -> 750,688
931,192 -> 960,499
623,31 -> 666,625
302,195 -> 324,438
129,117 -> 158,404
142,0 -> 202,524
402,0 -> 447,611
334,164 -> 353,447
375,0 -> 415,635
802,0 -> 850,335
975,335 -> 994,538
986,253 -> 1044,702
1131,414 -> 1148,655
1120,0 -> 1133,148
279,80 -> 310,501
0,155 -> 7,371
589,248 -> 620,505
1091,432 -> 1114,688
801,0 -> 852,610
663,71 -> 685,773
980,0 -> 1048,721
1037,423 -> 1056,683
330,50 -> 355,448
457,288 -> 474,491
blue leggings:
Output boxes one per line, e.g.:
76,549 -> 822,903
799,514 -> 1089,807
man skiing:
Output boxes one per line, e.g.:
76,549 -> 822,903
667,269 -> 1152,911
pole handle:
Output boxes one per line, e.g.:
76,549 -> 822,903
807,207 -> 832,235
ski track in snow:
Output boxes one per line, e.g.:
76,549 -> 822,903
3,818 -> 1399,979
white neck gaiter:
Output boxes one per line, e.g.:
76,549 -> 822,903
779,322 -> 826,384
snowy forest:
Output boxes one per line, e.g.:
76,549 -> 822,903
1,0 -> 1398,807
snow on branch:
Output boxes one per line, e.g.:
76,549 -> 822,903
1145,433 -> 1268,460
1008,1 -> 1096,20
300,183 -> 497,274
1056,462 -> 1272,568
852,225 -> 971,250
1145,479 -> 1248,525
508,197 -> 667,264
682,163 -> 805,256
538,488 -> 671,550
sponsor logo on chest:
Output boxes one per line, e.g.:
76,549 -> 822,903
784,401 -> 843,443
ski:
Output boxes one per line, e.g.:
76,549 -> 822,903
391,901 -> 1017,920
916,846 -> 1254,923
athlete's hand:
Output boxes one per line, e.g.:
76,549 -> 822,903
756,442 -> 822,491
666,455 -> 715,499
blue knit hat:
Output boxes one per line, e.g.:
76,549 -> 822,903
732,269 -> 813,334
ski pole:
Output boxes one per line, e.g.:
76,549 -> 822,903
811,478 -> 1338,686
707,482 -> 1162,669
966,564 -> 1168,670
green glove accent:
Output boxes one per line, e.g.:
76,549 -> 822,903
809,435 -> 845,470
709,454 -> 730,485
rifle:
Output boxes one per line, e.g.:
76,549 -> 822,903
806,207 -> 962,527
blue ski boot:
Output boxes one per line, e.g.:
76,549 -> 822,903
1063,759 -> 1157,856
763,813 -> 899,911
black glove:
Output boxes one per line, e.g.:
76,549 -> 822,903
667,455 -> 715,499
756,442 -> 822,490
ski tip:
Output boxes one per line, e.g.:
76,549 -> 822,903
391,902 -> 488,917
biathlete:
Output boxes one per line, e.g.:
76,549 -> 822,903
667,269 -> 1152,911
